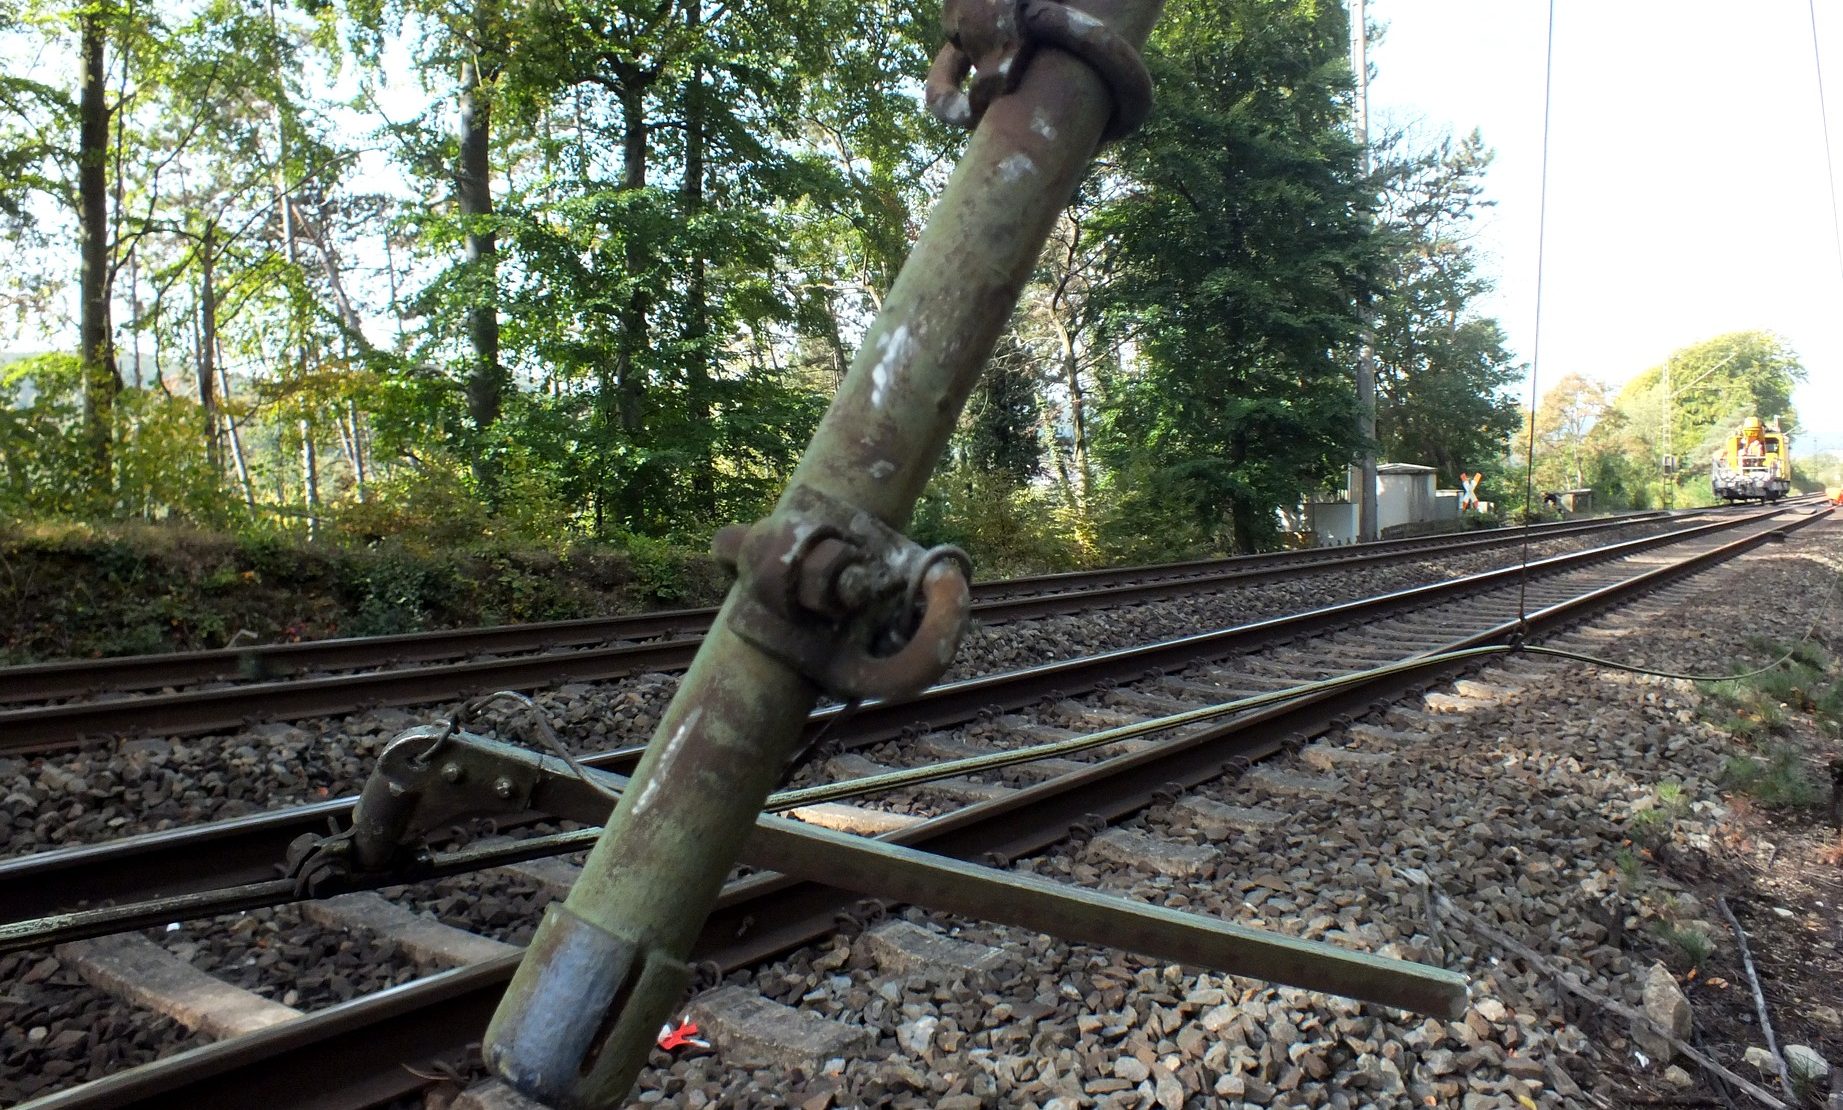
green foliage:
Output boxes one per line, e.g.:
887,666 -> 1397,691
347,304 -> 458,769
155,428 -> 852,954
1092,0 -> 1374,554
910,463 -> 1086,578
1721,745 -> 1822,809
0,0 -> 1562,589
1370,130 -> 1521,484
0,519 -> 724,661
1626,780 -> 1688,848
1651,921 -> 1715,972
961,341 -> 1044,485
1701,634 -> 1843,741
0,354 -> 224,521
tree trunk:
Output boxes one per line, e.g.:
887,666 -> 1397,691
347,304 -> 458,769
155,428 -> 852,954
78,5 -> 119,501
198,222 -> 222,479
347,399 -> 368,499
615,81 -> 649,440
682,0 -> 712,506
300,206 -> 376,354
1052,317 -> 1095,512
301,416 -> 319,538
127,249 -> 141,389
458,47 -> 504,495
221,363 -> 255,508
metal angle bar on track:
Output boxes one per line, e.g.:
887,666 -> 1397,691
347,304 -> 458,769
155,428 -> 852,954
743,815 -> 1469,1017
0,504 -> 1792,917
13,507 -> 1823,1110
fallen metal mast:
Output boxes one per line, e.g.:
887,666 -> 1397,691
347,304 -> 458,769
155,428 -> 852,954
482,3 -> 1168,1101
256,3 -> 1471,1104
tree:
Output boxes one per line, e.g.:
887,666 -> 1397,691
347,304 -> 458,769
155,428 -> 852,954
1604,331 -> 1805,506
76,0 -> 117,494
1369,129 -> 1520,484
1516,372 -> 1609,492
1091,0 -> 1376,553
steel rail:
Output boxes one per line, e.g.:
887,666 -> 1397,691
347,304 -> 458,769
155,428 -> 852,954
15,505 -> 1824,1110
0,509 -> 1747,754
0,509 -> 1675,715
0,505 -> 1790,922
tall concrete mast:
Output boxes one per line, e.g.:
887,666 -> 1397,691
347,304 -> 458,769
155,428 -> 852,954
1350,0 -> 1380,541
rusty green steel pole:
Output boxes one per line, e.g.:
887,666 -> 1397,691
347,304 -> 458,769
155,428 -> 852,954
483,2 -> 1164,1105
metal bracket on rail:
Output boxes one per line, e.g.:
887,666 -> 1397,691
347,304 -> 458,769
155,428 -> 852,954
284,720 -> 609,895
712,484 -> 974,703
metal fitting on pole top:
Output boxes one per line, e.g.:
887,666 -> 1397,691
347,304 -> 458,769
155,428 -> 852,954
925,0 -> 1153,141
712,485 -> 973,703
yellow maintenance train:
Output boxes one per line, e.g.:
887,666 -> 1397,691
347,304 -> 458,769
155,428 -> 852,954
1710,416 -> 1792,503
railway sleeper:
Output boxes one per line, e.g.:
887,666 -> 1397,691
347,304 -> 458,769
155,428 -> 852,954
988,715 -> 1154,758
301,891 -> 518,969
453,1081 -> 546,1110
824,753 -> 1015,805
1167,796 -> 1288,836
1298,743 -> 1395,774
1083,827 -> 1218,879
1342,721 -> 1419,747
909,734 -> 1090,780
55,932 -> 303,1040
1449,678 -> 1524,704
862,919 -> 1015,982
493,852 -> 587,902
789,803 -> 929,836
687,985 -> 874,1072
1243,765 -> 1345,799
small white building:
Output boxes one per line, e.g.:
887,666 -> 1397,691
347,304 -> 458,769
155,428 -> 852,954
1284,463 -> 1463,545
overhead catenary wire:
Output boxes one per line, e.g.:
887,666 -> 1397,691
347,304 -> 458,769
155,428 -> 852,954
1516,0 -> 1560,629
1812,0 -> 1843,287
773,555 -> 1841,811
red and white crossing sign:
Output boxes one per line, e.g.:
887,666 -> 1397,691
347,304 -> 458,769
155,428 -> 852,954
1459,472 -> 1483,511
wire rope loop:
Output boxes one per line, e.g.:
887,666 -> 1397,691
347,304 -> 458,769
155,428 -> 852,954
925,0 -> 1152,143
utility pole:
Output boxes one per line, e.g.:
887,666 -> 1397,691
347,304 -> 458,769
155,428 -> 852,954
1350,0 -> 1379,541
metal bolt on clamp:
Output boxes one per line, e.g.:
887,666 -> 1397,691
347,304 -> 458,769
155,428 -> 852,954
713,485 -> 974,703
925,0 -> 1154,141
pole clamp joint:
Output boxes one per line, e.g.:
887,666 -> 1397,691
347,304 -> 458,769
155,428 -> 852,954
925,0 -> 1152,142
714,485 -> 973,702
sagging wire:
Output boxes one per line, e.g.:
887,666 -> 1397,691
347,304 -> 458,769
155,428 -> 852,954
460,689 -> 625,804
1515,0 -> 1560,635
774,564 -> 1842,811
443,564 -> 1837,820
462,547 -> 1841,817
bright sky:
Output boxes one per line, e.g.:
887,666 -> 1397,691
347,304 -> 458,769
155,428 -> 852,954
1366,0 -> 1843,452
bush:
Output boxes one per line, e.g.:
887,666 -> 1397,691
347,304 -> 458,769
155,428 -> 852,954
910,465 -> 1088,578
1721,745 -> 1823,809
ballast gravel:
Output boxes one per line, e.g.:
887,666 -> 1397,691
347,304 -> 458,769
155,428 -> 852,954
0,511 -> 1814,1108
0,521 -> 1678,862
607,515 -> 1839,1107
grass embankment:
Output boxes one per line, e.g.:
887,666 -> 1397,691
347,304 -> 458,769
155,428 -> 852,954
0,522 -> 729,664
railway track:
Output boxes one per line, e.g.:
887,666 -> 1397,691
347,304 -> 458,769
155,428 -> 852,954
0,509 -> 1723,753
0,504 -> 1788,918
2,501 -> 1827,1109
